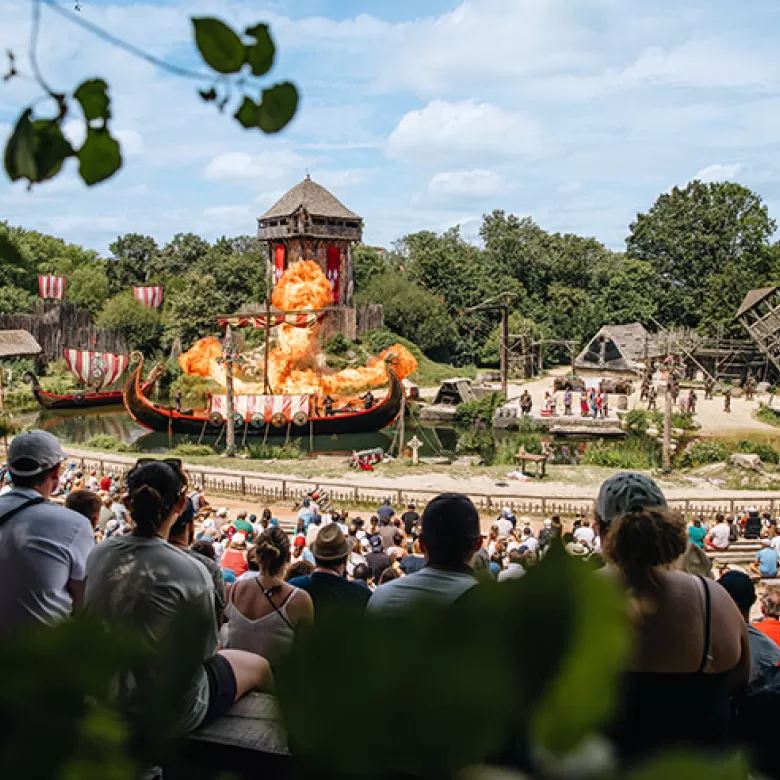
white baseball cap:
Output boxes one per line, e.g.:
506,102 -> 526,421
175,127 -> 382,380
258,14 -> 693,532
7,430 -> 66,477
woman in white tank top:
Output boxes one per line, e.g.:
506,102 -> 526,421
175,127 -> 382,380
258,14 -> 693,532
223,527 -> 313,664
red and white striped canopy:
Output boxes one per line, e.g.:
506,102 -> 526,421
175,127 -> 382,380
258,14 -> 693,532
38,275 -> 66,299
210,394 -> 310,422
133,286 -> 164,308
216,313 -> 324,330
64,349 -> 129,390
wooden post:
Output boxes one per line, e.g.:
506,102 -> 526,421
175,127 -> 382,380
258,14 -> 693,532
663,382 -> 672,473
501,305 -> 509,398
0,360 -> 8,459
263,291 -> 272,395
224,326 -> 236,456
396,390 -> 406,458
241,475 -> 246,494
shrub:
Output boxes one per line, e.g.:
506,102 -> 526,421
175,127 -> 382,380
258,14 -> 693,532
756,405 -> 780,428
624,409 -> 650,432
494,433 -> 543,465
456,425 -> 493,455
678,440 -> 731,468
84,435 -> 135,453
735,439 -> 780,464
0,416 -> 21,437
581,438 -> 661,470
455,393 -> 505,425
246,441 -> 304,460
324,332 -> 352,356
169,442 -> 215,458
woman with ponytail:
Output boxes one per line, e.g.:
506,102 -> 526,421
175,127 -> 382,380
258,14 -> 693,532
223,526 -> 314,663
595,472 -> 750,762
86,460 -> 272,735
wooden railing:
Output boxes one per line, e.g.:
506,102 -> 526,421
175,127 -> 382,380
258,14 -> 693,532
67,450 -> 780,520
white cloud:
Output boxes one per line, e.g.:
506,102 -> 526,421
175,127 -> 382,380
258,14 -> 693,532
203,150 -> 307,184
115,129 -> 145,157
387,100 -> 543,164
316,169 -> 373,189
429,170 -> 506,198
693,163 -> 745,183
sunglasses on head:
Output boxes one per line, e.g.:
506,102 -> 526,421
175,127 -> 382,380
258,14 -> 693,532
135,457 -> 184,471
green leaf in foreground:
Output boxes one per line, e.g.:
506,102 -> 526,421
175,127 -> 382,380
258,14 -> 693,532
530,543 -> 630,756
192,17 -> 245,74
4,109 -> 36,182
234,97 -> 259,129
624,752 -> 750,780
73,78 -> 111,123
257,81 -> 299,133
78,127 -> 122,186
244,23 -> 275,76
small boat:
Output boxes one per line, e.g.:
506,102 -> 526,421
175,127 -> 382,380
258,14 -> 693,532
123,355 -> 405,438
25,349 -> 131,411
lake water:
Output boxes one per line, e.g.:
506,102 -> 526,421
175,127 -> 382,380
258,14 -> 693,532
29,407 -> 460,457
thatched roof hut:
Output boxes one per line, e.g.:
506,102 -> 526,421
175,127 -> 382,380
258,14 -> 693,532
575,323 -> 660,373
0,330 -> 42,359
260,175 -> 361,222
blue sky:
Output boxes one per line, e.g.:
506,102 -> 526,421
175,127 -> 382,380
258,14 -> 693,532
1,0 -> 780,254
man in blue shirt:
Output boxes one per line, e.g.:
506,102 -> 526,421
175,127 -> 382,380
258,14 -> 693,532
297,498 -> 317,529
753,539 -> 779,578
377,498 -> 395,522
688,518 -> 707,548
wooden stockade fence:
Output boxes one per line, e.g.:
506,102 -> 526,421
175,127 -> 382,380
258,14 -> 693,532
0,302 -> 127,367
68,451 -> 780,520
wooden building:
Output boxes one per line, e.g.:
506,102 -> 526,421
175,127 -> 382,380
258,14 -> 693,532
258,175 -> 363,306
736,286 -> 780,375
574,323 -> 662,375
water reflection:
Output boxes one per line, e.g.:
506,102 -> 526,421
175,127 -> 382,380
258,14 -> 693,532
33,408 -> 459,457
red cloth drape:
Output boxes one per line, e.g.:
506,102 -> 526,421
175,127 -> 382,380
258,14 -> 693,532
326,246 -> 340,303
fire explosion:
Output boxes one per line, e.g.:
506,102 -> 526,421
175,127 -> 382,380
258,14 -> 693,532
179,260 -> 417,397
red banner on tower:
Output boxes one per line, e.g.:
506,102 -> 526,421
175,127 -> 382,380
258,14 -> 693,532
326,246 -> 340,304
274,245 -> 285,285
133,287 -> 164,308
38,275 -> 66,300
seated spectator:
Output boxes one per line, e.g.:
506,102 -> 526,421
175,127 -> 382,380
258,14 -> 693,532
687,517 -> 706,548
754,587 -> 780,645
400,539 -> 426,576
232,510 -> 255,541
496,508 -> 514,540
596,472 -> 749,762
285,559 -> 314,581
378,567 -> 400,586
347,535 -> 367,577
519,526 -> 540,557
288,524 -> 371,615
237,546 -> 261,581
498,548 -> 526,581
223,527 -> 313,664
169,499 -> 226,628
387,531 -> 407,560
297,498 -> 316,528
221,533 -> 249,577
368,493 -> 481,615
365,535 -> 392,583
0,431 -> 94,634
86,460 -> 271,734
573,519 -> 595,548
65,488 -> 103,531
705,514 -> 731,551
352,562 -> 372,590
718,571 -> 780,682
752,540 -> 779,579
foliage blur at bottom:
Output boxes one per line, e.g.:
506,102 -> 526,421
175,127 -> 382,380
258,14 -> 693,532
0,543 -> 754,779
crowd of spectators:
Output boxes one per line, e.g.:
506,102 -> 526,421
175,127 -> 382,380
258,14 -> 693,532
5,429 -> 780,771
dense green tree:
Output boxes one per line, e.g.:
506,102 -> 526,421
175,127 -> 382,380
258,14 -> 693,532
195,236 -> 267,311
591,255 -> 658,327
66,265 -> 109,316
352,245 -> 394,292
155,232 -> 211,278
97,290 -> 162,353
0,285 -> 36,316
107,234 -> 159,295
626,180 -> 775,331
164,273 -> 228,348
480,312 -> 544,366
357,273 -> 457,360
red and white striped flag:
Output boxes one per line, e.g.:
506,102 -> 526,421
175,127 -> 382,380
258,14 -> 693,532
133,286 -> 164,308
38,275 -> 66,299
64,350 -> 129,389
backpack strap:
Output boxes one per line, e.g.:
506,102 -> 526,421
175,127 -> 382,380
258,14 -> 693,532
0,497 -> 46,530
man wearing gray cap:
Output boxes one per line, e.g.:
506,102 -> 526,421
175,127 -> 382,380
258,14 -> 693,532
0,431 -> 94,634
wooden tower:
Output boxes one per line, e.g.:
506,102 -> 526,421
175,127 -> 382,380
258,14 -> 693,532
257,175 -> 363,306
736,286 -> 780,372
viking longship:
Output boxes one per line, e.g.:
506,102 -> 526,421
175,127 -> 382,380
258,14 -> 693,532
123,354 -> 404,439
25,349 -> 131,410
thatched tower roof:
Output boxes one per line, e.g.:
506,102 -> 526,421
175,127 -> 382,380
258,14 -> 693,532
260,175 -> 361,221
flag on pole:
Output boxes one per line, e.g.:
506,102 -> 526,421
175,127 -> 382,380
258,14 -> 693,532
38,275 -> 66,299
133,286 -> 164,308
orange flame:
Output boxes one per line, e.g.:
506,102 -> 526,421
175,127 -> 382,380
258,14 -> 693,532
179,260 -> 418,398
